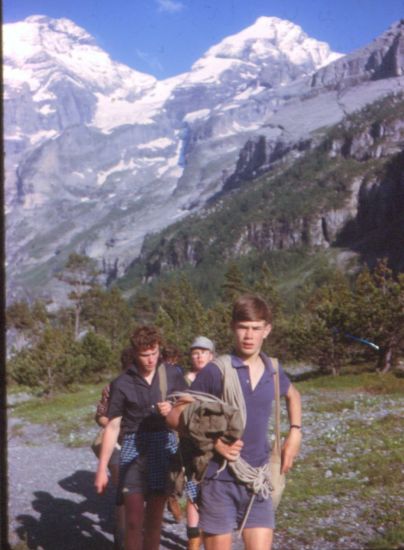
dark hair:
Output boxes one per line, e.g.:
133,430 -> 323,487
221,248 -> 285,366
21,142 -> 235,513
231,294 -> 272,325
162,344 -> 182,364
120,347 -> 134,370
130,325 -> 163,352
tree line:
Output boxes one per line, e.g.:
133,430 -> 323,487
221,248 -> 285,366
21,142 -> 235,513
6,253 -> 404,395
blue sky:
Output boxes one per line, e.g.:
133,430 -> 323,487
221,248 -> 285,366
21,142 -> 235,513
4,0 -> 404,79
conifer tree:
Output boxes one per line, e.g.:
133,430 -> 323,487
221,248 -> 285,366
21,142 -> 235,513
6,299 -> 49,352
252,262 -> 281,314
8,326 -> 82,394
155,276 -> 209,360
131,293 -> 156,324
57,253 -> 99,340
292,272 -> 354,375
221,263 -> 249,304
351,259 -> 404,372
82,287 -> 133,352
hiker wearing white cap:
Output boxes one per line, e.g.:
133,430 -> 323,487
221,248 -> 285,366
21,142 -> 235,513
185,336 -> 216,385
184,336 -> 215,549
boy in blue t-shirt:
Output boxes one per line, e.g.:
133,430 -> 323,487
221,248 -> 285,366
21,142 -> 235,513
169,294 -> 302,550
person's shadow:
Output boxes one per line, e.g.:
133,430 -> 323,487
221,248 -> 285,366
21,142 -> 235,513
15,470 -> 114,549
15,469 -> 187,549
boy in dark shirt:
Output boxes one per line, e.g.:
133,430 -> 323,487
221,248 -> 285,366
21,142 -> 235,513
95,326 -> 186,550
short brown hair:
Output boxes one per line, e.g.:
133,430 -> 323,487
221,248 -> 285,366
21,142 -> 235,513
162,344 -> 182,364
231,294 -> 272,325
130,325 -> 163,352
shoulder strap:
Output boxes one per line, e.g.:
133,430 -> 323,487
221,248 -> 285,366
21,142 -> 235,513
158,363 -> 168,401
214,354 -> 247,428
270,357 -> 282,457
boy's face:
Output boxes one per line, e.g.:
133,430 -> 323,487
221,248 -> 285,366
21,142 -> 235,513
191,348 -> 213,371
232,320 -> 271,359
135,345 -> 160,375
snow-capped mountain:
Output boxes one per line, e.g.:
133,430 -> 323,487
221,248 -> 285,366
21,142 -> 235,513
5,15 -> 404,302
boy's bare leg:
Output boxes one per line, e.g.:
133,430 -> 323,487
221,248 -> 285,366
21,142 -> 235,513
124,493 -> 145,550
203,533 -> 232,550
186,499 -> 199,527
114,505 -> 125,549
143,494 -> 167,550
242,527 -> 273,550
109,464 -> 125,549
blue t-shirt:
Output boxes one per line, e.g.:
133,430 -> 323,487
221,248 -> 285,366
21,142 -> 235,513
190,353 -> 290,480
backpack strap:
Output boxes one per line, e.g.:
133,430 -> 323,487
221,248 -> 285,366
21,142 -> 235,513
270,357 -> 282,457
158,363 -> 168,401
214,354 -> 247,429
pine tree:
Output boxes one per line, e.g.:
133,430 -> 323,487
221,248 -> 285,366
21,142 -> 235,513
6,299 -> 50,352
155,276 -> 210,360
56,253 -> 99,339
8,326 -> 82,394
82,287 -> 133,352
351,259 -> 404,372
221,263 -> 249,305
252,262 -> 281,315
292,272 -> 354,375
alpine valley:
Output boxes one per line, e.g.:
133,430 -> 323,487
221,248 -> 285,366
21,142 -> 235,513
5,15 -> 404,303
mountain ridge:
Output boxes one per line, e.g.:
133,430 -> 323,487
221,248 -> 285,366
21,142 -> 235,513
5,16 -> 404,302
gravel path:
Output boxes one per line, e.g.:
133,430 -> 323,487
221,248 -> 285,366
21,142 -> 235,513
8,387 -> 404,549
8,414 -> 196,550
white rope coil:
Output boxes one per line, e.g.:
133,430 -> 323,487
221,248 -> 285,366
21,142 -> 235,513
168,390 -> 274,498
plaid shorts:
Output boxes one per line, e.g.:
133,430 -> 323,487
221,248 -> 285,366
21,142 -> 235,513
119,430 -> 178,497
185,479 -> 199,502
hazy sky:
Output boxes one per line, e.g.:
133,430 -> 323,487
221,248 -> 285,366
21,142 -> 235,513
5,0 -> 404,78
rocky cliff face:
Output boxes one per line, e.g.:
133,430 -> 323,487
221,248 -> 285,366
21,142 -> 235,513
5,16 -> 404,301
134,94 -> 404,280
311,20 -> 404,88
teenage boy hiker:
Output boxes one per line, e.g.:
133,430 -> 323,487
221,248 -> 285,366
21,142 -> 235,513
169,294 -> 302,550
94,326 -> 186,550
184,336 -> 215,549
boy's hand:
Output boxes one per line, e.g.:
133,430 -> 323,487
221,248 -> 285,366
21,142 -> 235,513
94,468 -> 109,494
214,438 -> 244,461
157,401 -> 172,417
281,429 -> 302,473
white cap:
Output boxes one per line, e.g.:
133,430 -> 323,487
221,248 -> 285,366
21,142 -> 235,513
190,336 -> 215,353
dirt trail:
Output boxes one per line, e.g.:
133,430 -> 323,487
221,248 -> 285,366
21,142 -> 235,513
7,416 -> 214,549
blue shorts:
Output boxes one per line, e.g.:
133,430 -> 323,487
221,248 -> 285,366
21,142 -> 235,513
198,479 -> 274,534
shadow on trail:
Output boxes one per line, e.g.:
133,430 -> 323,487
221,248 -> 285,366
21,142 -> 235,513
160,528 -> 187,550
14,469 -> 187,549
15,470 -> 114,549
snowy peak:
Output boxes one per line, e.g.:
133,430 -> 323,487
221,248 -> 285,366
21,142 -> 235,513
4,15 -> 160,148
4,15 -> 156,94
14,15 -> 96,54
193,16 -> 342,78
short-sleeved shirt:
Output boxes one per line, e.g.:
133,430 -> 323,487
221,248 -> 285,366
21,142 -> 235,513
190,353 -> 291,480
108,363 -> 186,435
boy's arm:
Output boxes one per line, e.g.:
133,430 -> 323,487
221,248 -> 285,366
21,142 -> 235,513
94,416 -> 121,493
96,415 -> 109,428
281,384 -> 302,474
